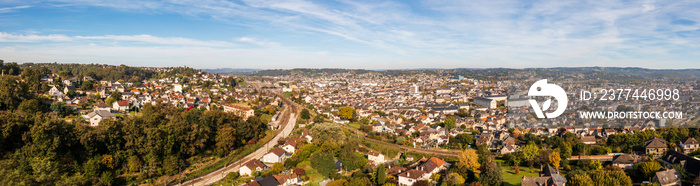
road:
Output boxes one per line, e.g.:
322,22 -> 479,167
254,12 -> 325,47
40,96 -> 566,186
178,84 -> 298,186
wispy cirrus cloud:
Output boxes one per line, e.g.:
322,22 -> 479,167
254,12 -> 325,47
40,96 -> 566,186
0,32 -> 235,47
0,5 -> 30,13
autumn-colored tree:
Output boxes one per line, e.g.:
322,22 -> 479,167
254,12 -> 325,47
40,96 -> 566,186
457,148 -> 481,174
338,106 -> 355,120
101,155 -> 117,169
568,174 -> 593,186
549,151 -> 561,168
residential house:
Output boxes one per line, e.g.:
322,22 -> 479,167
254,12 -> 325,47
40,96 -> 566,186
522,164 -> 567,186
262,147 -> 287,163
49,86 -> 63,97
398,169 -> 426,186
223,104 -> 255,120
301,129 -> 312,143
580,136 -> 596,145
86,110 -> 115,126
679,138 -> 699,154
63,86 -> 77,94
661,150 -> 700,177
416,157 -> 446,177
645,137 -> 668,157
282,137 -> 298,153
367,151 -> 386,164
113,100 -> 129,112
500,144 -> 519,154
239,159 -> 267,176
611,154 -> 636,170
652,169 -> 681,186
94,103 -> 111,111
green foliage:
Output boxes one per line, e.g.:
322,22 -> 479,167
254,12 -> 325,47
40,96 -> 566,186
479,160 -> 502,186
310,124 -> 346,145
313,114 -> 325,123
300,109 -> 311,120
637,161 -> 662,179
226,172 -> 240,180
374,165 -> 386,185
51,101 -> 68,117
567,173 -> 593,186
310,152 -> 335,178
0,75 -> 29,110
445,173 -> 465,185
100,172 -> 113,186
337,143 -> 366,171
522,142 -> 540,163
444,116 -> 456,130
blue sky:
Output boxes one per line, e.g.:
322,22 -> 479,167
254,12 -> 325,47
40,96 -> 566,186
0,0 -> 699,69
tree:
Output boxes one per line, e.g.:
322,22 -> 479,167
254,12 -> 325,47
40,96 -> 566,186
522,142 -> 540,166
457,149 -> 481,174
372,165 -> 387,185
0,75 -> 29,110
272,163 -> 284,174
310,124 -> 346,145
313,114 -> 325,123
479,160 -> 502,186
637,161 -> 662,179
589,170 -> 632,186
300,109 -> 311,120
444,116 -> 456,130
548,151 -> 561,168
568,174 -> 593,186
446,173 -> 465,185
310,152 -> 335,177
18,99 -> 44,114
100,172 -> 113,186
50,101 -> 68,117
67,90 -> 76,98
339,106 -> 355,120
216,125 -> 237,153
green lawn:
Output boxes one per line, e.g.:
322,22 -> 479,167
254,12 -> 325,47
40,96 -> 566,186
501,165 -> 540,186
348,122 -> 362,129
297,160 -> 324,185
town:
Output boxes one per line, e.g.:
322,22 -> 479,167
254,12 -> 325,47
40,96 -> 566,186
1,62 -> 700,186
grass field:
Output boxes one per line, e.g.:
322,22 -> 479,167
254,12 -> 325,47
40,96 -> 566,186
348,122 -> 362,129
501,165 -> 540,186
297,161 -> 324,186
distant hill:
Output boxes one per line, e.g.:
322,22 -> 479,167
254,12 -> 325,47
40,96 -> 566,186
199,68 -> 261,74
551,67 -> 700,80
248,68 -> 373,77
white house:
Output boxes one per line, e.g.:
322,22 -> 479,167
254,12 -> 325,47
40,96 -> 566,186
398,169 -> 426,186
302,129 -> 313,143
282,137 -> 298,153
86,110 -> 115,126
113,100 -> 129,112
94,103 -> 111,111
239,159 -> 267,176
172,84 -> 183,92
49,86 -> 63,97
262,147 -> 287,163
367,151 -> 386,164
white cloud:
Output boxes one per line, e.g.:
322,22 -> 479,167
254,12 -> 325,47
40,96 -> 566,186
0,5 -> 30,13
0,32 -> 235,47
237,37 -> 280,47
